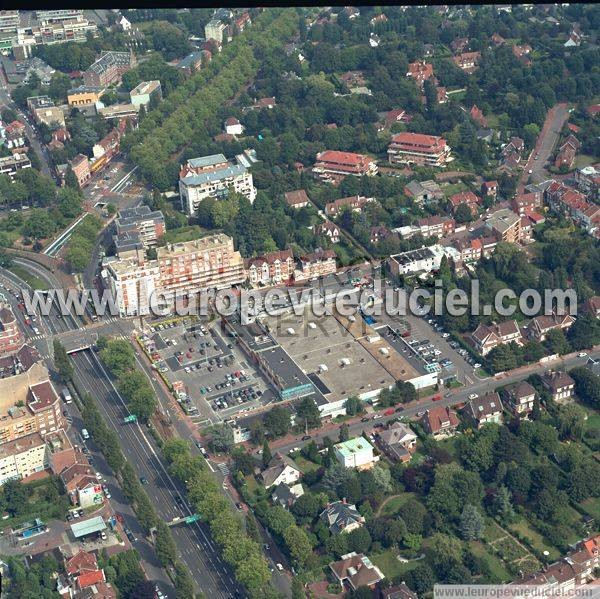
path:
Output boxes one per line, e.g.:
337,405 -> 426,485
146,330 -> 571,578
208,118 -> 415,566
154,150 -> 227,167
376,494 -> 402,517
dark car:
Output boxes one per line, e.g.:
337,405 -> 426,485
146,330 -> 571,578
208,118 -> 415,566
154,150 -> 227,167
395,406 -> 404,412
361,417 -> 370,422
301,435 -> 311,441
140,476 -> 149,485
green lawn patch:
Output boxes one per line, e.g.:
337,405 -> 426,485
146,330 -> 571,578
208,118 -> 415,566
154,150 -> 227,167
371,548 -> 419,579
484,520 -> 508,542
294,456 -> 321,474
162,225 -> 211,244
475,367 -> 491,378
378,493 -> 416,517
442,182 -> 469,197
508,518 -> 561,562
579,498 -> 600,521
575,154 -> 596,169
469,540 -> 512,582
7,264 -> 49,290
584,412 -> 600,432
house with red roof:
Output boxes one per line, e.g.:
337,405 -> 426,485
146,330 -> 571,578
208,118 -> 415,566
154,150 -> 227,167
325,195 -> 375,218
224,117 -> 244,136
420,406 -> 460,438
284,189 -> 310,209
313,220 -> 341,244
406,61 -> 434,87
313,150 -> 378,182
65,550 -> 108,592
453,51 -> 481,73
554,135 -> 580,170
448,191 -> 481,216
470,105 -> 488,128
471,320 -> 522,355
436,86 -> 448,104
388,132 -> 452,167
482,180 -> 498,199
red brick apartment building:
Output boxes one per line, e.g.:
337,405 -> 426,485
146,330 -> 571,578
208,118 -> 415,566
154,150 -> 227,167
245,249 -> 294,286
387,132 -> 452,167
0,305 -> 23,355
313,150 -> 378,182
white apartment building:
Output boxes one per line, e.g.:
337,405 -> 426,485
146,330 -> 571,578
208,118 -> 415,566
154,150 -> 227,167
333,437 -> 377,470
179,154 -> 256,215
387,244 -> 452,277
104,234 -> 246,316
0,432 -> 47,484
205,19 -> 227,43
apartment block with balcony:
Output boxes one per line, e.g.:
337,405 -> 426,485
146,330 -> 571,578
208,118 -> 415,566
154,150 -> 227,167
179,153 -> 256,215
388,132 -> 452,167
313,150 -> 378,183
0,432 -> 47,484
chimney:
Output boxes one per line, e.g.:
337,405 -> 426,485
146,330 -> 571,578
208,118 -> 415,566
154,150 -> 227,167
342,497 -> 347,504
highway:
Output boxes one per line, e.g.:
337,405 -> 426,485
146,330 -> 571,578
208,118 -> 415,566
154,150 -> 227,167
71,348 -> 244,598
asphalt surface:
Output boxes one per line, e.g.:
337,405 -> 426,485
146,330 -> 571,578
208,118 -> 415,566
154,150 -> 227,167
71,349 -> 245,598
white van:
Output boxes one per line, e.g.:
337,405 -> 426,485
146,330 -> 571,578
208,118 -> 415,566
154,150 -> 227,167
62,388 -> 72,404
81,429 -> 90,440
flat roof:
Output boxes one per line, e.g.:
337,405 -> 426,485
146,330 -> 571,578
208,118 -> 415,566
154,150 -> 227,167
390,246 -> 435,266
334,437 -> 374,457
70,516 -> 106,538
181,163 -> 247,187
187,154 -> 227,169
130,80 -> 160,96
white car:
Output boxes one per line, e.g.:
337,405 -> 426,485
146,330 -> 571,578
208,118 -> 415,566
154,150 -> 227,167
473,363 -> 482,369
95,472 -> 103,480
276,563 -> 284,572
441,333 -> 450,338
578,352 -> 588,358
468,393 -> 478,400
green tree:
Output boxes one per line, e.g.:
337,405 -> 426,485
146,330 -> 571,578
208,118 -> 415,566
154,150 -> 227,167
263,406 -> 291,438
283,524 -> 313,570
460,504 -> 485,540
338,423 -> 350,442
296,396 -> 321,429
53,339 -> 73,383
455,203 -> 474,224
155,519 -> 178,566
262,439 -> 272,468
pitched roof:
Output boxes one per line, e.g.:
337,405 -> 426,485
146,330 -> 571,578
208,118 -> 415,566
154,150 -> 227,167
320,500 -> 365,534
77,569 -> 105,589
467,392 -> 503,421
261,452 -> 300,487
246,249 -> 293,268
378,422 -> 417,446
329,552 -> 385,590
423,406 -> 459,433
542,370 -> 574,391
66,550 -> 98,575
506,380 -> 536,400
284,189 -> 310,206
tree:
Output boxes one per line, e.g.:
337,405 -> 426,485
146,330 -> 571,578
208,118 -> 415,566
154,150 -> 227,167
22,208 -> 56,239
338,423 -> 350,442
347,526 -> 372,554
263,406 -> 291,437
100,339 -> 136,376
291,577 -> 305,599
460,504 -> 485,540
491,485 -> 515,524
556,403 -> 586,440
210,424 -> 235,452
398,498 -> 427,535
265,506 -> 295,536
345,396 -> 364,415
262,440 -> 272,468
455,203 -> 474,224
155,519 -> 177,566
570,367 -> 600,409
372,465 -> 393,493
53,339 -> 73,383
283,524 -> 313,570
569,314 -> 600,350
296,396 -> 321,429
406,563 -> 436,594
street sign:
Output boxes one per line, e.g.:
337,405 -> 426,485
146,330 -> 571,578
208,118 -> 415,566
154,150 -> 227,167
184,514 -> 200,524
123,414 -> 137,423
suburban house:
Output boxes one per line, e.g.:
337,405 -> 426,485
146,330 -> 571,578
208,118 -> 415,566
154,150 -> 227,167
471,320 -> 522,355
329,552 -> 385,592
260,453 -> 302,488
503,381 -> 536,418
417,216 -> 456,238
453,51 -> 481,72
284,189 -> 310,209
554,135 -> 580,170
333,437 -> 377,470
379,583 -> 418,599
272,482 -> 304,509
465,392 -> 504,429
404,179 -> 444,206
484,208 -> 522,243
370,225 -> 392,245
224,117 -> 244,136
481,180 -> 498,199
451,37 -> 470,54
325,195 -> 374,218
245,249 -> 294,286
448,191 -> 481,216
406,61 -> 434,87
512,191 -> 541,214
421,406 -> 460,439
320,500 -> 365,534
541,371 -> 575,403
65,550 -> 108,593
376,421 -> 417,462
526,312 -> 575,341
313,220 -> 341,244
470,105 -> 488,127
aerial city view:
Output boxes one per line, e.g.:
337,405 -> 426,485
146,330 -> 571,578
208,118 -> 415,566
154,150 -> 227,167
0,4 -> 599,599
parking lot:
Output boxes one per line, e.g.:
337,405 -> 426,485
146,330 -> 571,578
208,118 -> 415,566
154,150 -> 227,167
140,319 -> 274,425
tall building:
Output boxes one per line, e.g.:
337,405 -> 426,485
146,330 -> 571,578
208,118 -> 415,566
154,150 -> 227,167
114,206 -> 166,256
0,432 -> 47,484
129,80 -> 162,108
104,234 -> 246,316
0,153 -> 31,179
205,19 -> 228,43
0,305 -> 23,355
83,51 -> 135,87
179,154 -> 256,215
313,150 -> 378,182
388,132 -> 452,167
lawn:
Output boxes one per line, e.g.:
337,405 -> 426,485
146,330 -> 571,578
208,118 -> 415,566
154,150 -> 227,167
162,225 -> 210,244
469,541 -> 512,582
378,492 -> 416,517
579,498 -> 600,521
437,436 -> 461,458
508,518 -> 561,562
575,154 -> 596,169
584,412 -> 600,432
442,182 -> 469,197
7,264 -> 49,290
294,456 -> 321,474
371,548 -> 419,579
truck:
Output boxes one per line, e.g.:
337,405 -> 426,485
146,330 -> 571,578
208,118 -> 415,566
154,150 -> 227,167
61,388 -> 72,404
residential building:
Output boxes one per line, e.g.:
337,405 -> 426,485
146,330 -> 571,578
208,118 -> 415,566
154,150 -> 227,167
377,422 -> 417,463
70,154 -> 91,188
65,550 -> 107,593
449,191 -> 481,216
387,245 -> 447,277
320,500 -> 365,534
176,51 -> 204,76
313,150 -> 378,182
245,249 -> 294,286
325,195 -> 374,218
67,85 -> 105,107
284,189 -> 310,209
542,371 -> 575,403
60,461 -> 103,507
379,583 -> 418,599
388,132 -> 452,167
92,128 -> 120,163
485,208 -> 522,243
26,95 -> 65,127
294,249 -> 337,281
491,33 -> 506,46
471,320 -> 522,355
224,117 -> 243,136
0,379 -> 64,445
451,37 -> 470,53
370,226 -> 392,245
512,44 -> 532,64
2,120 -> 26,150
436,86 -> 449,104
404,179 -> 444,205
503,381 -> 536,418
470,105 -> 488,127
555,135 -> 580,170
253,97 -> 276,110
313,220 -> 340,244
421,406 -> 460,438
45,429 -> 76,475
83,51 -> 135,87
546,181 -> 600,232
260,452 -> 302,488
574,165 -> 600,201
526,312 -> 575,342
582,295 -> 600,317
272,482 -> 304,509
0,305 -> 23,355
466,392 -> 503,428
114,206 -> 165,255
104,234 -> 246,317
0,432 -> 47,484
330,552 -> 385,592
406,61 -> 434,87
205,19 -> 227,43
417,215 -> 455,239
179,153 -> 256,215
129,80 -> 162,108
380,108 -> 411,130
98,103 -> 140,121
453,51 -> 481,72
333,437 -> 377,470
512,191 -> 541,214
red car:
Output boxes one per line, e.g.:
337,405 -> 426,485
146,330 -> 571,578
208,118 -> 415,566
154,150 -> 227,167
401,331 -> 411,338
115,514 -> 124,523
384,408 -> 395,416
432,394 -> 442,401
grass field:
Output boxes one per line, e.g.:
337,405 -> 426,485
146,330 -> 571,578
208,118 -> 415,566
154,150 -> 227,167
584,413 -> 600,431
469,540 -> 512,582
508,518 -> 561,562
579,498 -> 600,521
575,154 -> 596,169
294,456 -> 321,474
379,492 -> 416,517
371,548 -> 419,579
8,264 -> 49,290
